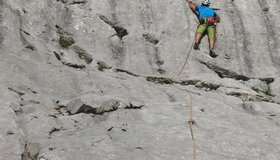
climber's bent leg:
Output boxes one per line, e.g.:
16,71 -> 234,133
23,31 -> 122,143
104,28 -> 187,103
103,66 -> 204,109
207,26 -> 215,50
207,26 -> 217,58
194,25 -> 207,50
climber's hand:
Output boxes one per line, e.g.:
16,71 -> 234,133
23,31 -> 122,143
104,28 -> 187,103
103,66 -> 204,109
187,0 -> 193,3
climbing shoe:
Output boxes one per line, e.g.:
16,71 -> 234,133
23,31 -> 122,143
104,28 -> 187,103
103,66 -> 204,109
209,49 -> 218,58
194,42 -> 200,50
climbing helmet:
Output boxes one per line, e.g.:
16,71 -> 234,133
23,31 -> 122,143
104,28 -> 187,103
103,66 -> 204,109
201,0 -> 210,5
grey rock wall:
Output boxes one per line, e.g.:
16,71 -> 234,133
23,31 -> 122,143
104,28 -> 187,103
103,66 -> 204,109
0,0 -> 280,159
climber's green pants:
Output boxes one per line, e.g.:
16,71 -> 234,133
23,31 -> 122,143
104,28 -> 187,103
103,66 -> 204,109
197,24 -> 215,39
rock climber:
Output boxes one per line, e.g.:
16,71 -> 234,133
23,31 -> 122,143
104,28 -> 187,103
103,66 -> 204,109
188,0 -> 220,58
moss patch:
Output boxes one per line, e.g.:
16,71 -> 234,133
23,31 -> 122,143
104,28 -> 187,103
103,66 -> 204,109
25,45 -> 35,51
72,45 -> 93,64
59,35 -> 75,48
97,61 -> 111,71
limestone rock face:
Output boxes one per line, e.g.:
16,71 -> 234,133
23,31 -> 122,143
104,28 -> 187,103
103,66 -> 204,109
0,0 -> 280,159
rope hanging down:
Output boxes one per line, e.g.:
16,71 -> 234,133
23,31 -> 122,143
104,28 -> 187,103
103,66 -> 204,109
178,39 -> 195,75
167,1 -> 198,159
167,39 -> 196,160
167,25 -> 197,160
176,0 -> 221,159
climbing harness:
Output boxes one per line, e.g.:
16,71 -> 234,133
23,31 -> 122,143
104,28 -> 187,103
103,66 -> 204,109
199,16 -> 215,25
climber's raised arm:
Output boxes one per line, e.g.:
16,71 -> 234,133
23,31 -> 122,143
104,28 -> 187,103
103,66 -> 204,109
188,1 -> 197,11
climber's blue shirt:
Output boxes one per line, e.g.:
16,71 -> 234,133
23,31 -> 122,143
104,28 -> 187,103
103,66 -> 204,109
196,6 -> 217,20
